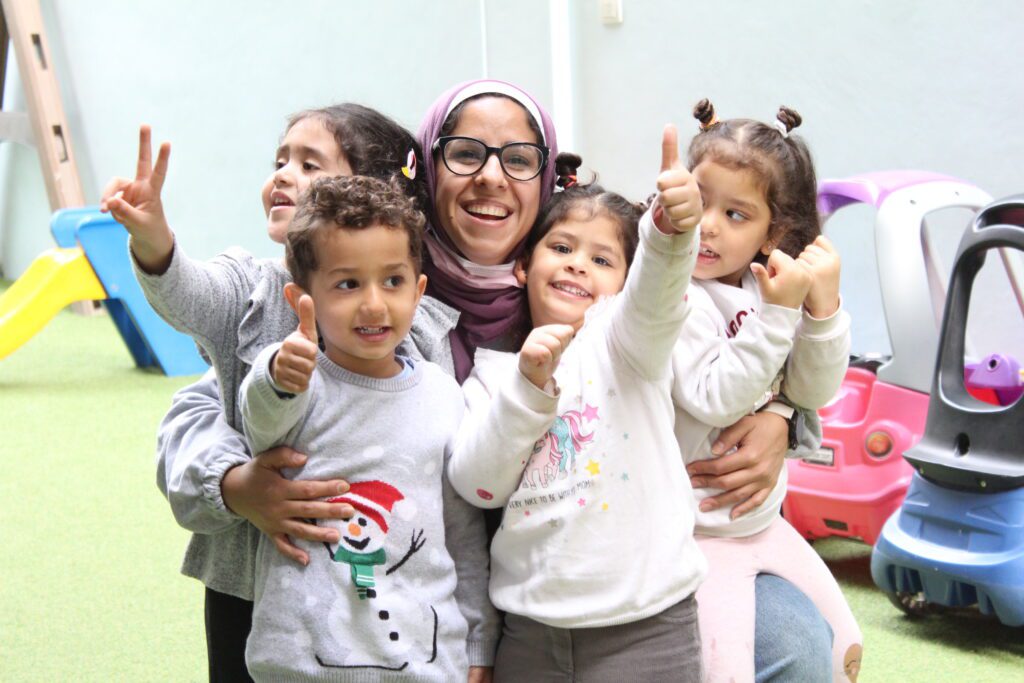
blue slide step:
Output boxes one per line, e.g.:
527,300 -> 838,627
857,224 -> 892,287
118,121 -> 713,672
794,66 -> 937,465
54,207 -> 208,376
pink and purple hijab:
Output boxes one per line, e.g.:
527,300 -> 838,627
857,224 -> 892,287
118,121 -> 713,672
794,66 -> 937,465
417,79 -> 559,382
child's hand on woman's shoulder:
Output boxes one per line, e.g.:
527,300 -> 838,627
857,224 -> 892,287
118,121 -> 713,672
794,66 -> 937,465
273,290 -> 319,394
796,235 -> 842,318
751,249 -> 813,311
519,324 -> 575,391
655,124 -> 702,234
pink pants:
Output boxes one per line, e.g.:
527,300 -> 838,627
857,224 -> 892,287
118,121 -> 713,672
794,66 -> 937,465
696,517 -> 863,682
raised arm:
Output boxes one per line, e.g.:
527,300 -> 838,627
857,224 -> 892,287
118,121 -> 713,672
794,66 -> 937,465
239,290 -> 320,451
784,309 -> 851,409
610,125 -> 700,379
131,245 -> 264,361
239,343 -> 312,456
234,293 -> 357,563
103,126 -> 263,355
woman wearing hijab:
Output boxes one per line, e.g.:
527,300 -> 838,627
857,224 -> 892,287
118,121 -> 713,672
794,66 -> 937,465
157,79 -> 830,681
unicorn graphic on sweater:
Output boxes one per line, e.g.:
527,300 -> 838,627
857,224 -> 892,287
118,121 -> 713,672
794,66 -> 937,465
521,404 -> 599,490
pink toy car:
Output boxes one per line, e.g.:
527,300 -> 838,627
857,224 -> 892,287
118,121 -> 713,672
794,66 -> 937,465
782,172 -> 994,545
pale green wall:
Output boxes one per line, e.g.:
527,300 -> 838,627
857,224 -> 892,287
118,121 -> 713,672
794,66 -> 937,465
1,0 -> 1021,357
568,0 -> 1024,357
0,0 -> 553,274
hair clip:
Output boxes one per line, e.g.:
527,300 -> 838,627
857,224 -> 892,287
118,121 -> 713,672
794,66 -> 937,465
401,149 -> 417,179
560,174 -> 578,189
699,115 -> 719,132
773,119 -> 790,138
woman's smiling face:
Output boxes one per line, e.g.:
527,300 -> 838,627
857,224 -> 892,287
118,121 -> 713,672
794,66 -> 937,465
432,96 -> 543,266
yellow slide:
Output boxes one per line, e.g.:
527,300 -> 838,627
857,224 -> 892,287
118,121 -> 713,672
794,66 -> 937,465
0,246 -> 107,359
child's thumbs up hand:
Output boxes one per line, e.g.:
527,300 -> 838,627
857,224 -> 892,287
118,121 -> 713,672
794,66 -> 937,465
295,294 -> 319,345
273,294 -> 319,394
519,324 -> 575,391
797,235 -> 842,318
654,124 -> 702,233
751,249 -> 813,310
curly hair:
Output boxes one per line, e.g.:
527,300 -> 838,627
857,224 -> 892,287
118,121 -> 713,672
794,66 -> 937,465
688,98 -> 819,259
286,176 -> 426,290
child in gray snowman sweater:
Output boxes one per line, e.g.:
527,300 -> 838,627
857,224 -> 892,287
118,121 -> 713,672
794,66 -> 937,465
239,175 -> 496,681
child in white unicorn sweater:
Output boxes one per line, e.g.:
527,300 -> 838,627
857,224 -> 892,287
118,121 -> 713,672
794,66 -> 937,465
449,137 -> 708,682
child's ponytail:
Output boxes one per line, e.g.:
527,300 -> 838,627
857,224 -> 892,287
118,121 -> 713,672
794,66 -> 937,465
526,152 -> 642,269
774,106 -> 802,138
693,98 -> 719,132
555,152 -> 583,189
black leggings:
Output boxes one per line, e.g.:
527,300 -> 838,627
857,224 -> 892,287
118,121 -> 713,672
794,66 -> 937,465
204,587 -> 254,683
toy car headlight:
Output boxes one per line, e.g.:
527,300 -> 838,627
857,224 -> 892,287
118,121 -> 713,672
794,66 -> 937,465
866,431 -> 894,458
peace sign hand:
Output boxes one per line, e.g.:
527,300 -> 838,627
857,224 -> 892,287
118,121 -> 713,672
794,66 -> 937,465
99,125 -> 174,272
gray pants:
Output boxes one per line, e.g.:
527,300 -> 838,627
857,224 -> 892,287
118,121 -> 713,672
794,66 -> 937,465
494,595 -> 703,683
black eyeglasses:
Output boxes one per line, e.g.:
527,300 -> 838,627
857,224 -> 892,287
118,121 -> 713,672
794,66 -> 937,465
433,136 -> 549,182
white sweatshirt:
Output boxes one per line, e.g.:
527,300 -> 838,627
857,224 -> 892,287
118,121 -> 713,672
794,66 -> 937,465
449,213 -> 708,629
672,272 -> 851,536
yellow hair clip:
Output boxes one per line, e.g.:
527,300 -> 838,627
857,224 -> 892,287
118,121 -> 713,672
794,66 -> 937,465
401,149 -> 417,180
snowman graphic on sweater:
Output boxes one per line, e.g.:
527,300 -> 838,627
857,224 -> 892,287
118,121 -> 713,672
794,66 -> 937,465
315,480 -> 438,672
321,480 -> 421,599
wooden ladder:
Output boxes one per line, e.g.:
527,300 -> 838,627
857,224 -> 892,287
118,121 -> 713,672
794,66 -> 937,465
0,0 -> 92,312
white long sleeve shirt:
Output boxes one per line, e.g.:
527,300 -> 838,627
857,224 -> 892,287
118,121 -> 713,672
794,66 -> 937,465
672,272 -> 851,536
449,213 -> 707,628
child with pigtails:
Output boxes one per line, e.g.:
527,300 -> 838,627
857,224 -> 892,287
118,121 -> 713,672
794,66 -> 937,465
672,98 -> 863,682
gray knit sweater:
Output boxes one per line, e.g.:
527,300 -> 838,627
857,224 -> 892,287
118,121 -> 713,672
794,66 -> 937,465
138,243 -> 499,665
241,346 -> 473,680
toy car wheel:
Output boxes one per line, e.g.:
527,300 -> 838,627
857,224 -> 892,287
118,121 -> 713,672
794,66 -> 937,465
887,591 -> 934,617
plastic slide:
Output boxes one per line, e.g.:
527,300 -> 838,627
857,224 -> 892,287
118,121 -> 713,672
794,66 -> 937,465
0,207 -> 207,376
0,246 -> 106,359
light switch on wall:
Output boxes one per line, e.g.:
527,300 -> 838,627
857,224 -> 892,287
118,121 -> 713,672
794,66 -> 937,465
599,0 -> 624,25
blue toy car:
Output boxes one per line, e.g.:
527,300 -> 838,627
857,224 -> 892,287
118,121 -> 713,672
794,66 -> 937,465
871,194 -> 1024,625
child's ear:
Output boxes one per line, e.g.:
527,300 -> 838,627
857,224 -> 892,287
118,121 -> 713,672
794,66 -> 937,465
283,282 -> 309,315
415,273 -> 427,303
513,257 -> 529,287
761,223 -> 786,256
